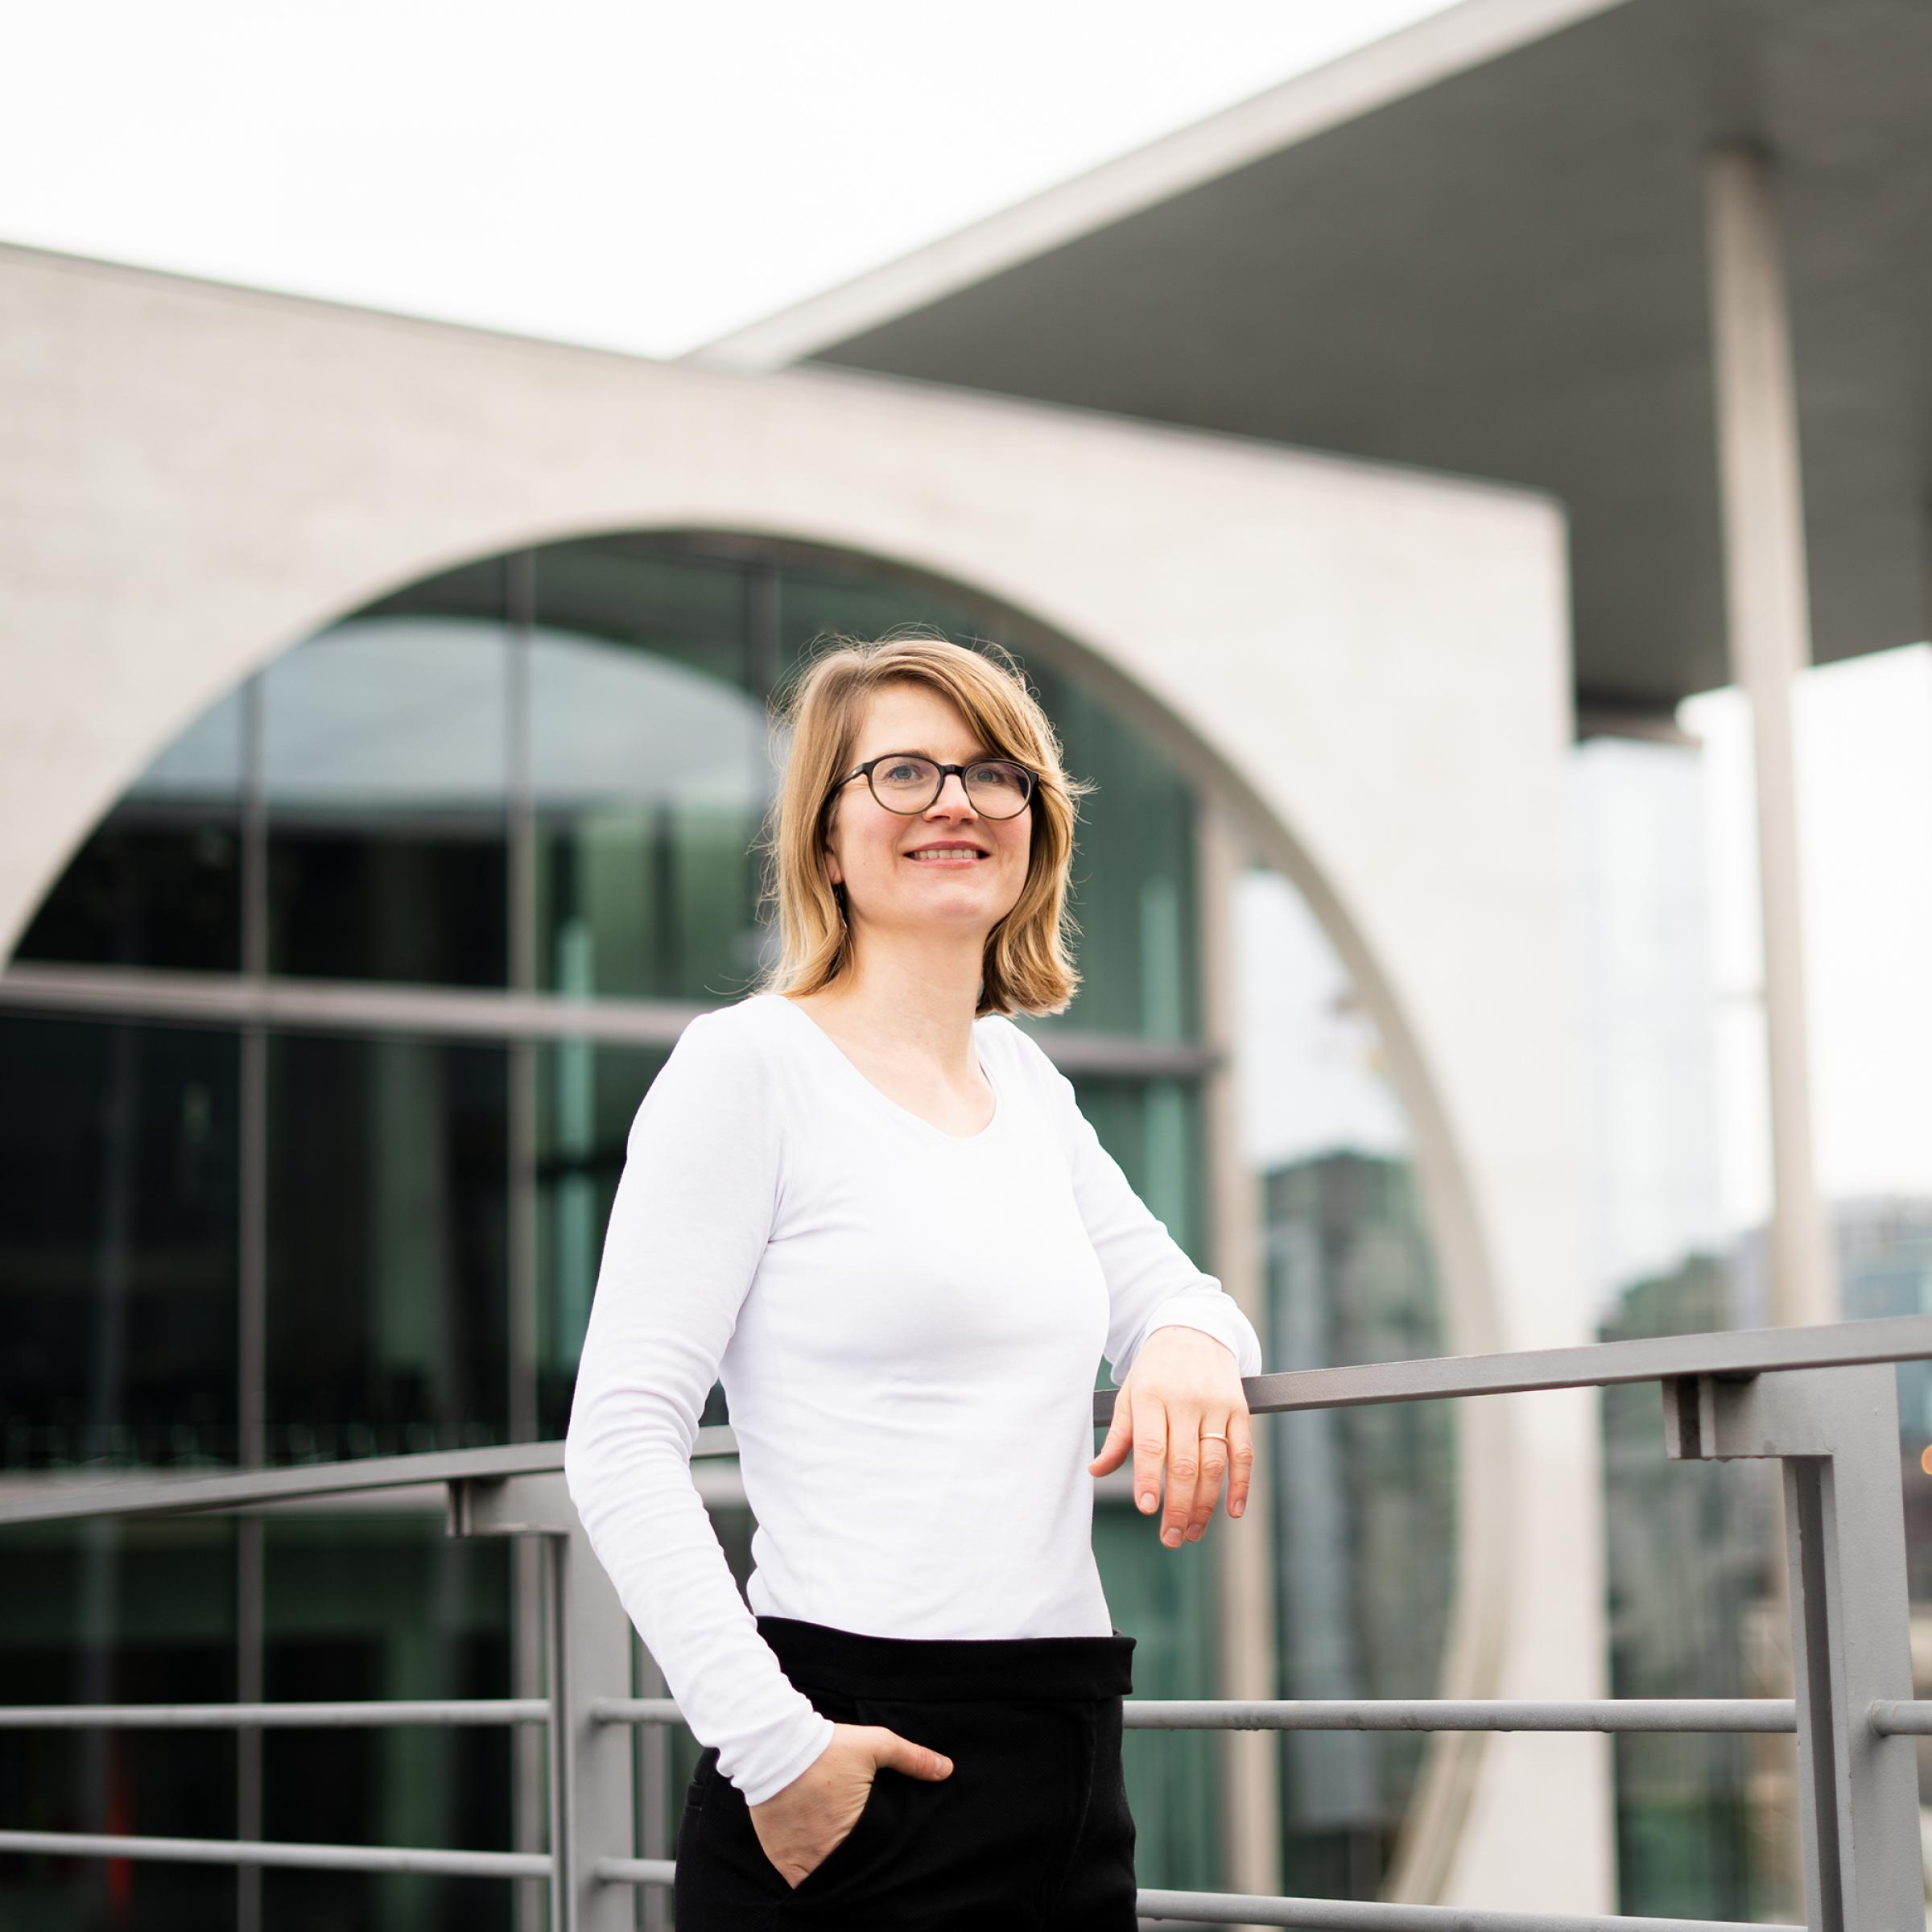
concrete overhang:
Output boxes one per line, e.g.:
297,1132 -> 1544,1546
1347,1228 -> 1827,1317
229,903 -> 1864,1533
695,0 -> 1932,712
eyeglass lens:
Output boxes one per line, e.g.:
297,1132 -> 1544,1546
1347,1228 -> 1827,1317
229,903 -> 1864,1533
871,757 -> 1031,817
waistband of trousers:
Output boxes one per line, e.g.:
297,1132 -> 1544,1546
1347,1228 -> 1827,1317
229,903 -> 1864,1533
755,1614 -> 1135,1702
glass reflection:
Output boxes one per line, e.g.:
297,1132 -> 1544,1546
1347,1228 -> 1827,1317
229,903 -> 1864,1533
266,572 -> 510,987
1233,865 -> 1454,1896
1067,1074 -> 1206,1264
1026,663 -> 1200,1043
265,1031 -> 508,1463
1569,730 -> 1767,1914
535,537 -> 753,689
1598,1266 -> 1767,1918
1092,1497 -> 1220,1893
261,1514 -> 511,1932
776,565 -> 992,691
14,685 -> 244,972
0,1015 -> 238,1471
0,1516 -> 237,1927
530,549 -> 770,1001
535,1039 -> 668,1439
1262,1156 -> 1455,1893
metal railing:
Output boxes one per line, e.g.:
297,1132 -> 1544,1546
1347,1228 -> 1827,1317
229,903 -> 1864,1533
5,1313 -> 1932,1930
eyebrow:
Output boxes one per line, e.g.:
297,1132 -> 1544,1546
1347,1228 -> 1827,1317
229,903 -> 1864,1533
873,746 -> 997,763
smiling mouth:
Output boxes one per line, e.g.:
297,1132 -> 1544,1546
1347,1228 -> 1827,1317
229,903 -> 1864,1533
906,847 -> 989,861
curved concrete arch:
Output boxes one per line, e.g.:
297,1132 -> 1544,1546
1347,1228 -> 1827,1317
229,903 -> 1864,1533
14,502 -> 1517,1899
0,244 -> 1607,1910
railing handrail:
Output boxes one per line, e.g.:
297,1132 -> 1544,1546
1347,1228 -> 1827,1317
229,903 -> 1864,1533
8,1316 -> 1932,1927
0,1425 -> 712,1527
1197,1311 -> 1932,1426
25,1695 -> 1920,1736
0,1828 -> 550,1880
4,1314 -> 1930,1534
0,1699 -> 550,1729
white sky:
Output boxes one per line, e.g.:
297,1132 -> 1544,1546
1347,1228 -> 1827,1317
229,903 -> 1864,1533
6,0 -> 1461,359
1686,647 -> 1932,1224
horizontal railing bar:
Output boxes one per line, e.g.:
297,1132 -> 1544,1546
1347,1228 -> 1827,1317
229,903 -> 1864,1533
597,1860 -> 1790,1932
0,964 -> 1214,1078
0,964 -> 714,1051
0,1443 -> 552,1527
0,1430 -> 728,1529
0,1828 -> 551,1879
0,1699 -> 550,1730
1122,1699 -> 1797,1732
591,1695 -> 1798,1734
8,1315 -> 1930,1532
593,1698 -> 683,1726
596,1855 -> 678,1887
1129,1889 -> 1794,1932
1124,1313 -> 1932,1426
1866,1700 -> 1932,1735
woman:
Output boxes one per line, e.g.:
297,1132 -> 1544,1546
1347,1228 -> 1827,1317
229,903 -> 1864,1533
564,631 -> 1261,1929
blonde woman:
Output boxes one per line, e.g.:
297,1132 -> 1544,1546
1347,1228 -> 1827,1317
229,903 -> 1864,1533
564,631 -> 1261,1929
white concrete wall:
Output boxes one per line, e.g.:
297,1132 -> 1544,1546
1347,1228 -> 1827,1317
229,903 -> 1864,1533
0,242 -> 1608,1911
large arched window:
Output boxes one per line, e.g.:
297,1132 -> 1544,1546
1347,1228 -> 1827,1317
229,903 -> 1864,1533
2,531 -> 1453,1923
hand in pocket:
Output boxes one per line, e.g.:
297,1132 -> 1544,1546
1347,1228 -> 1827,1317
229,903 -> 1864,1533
748,1721 -> 952,1888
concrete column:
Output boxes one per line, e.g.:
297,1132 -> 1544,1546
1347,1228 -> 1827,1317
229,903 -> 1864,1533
1707,139 -> 1839,1926
1195,804 -> 1284,1922
1704,145 -> 1839,1330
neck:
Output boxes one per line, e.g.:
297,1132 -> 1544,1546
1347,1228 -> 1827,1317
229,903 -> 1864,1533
816,927 -> 986,1067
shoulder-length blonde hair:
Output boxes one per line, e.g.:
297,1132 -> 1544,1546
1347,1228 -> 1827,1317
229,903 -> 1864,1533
752,628 -> 1093,1018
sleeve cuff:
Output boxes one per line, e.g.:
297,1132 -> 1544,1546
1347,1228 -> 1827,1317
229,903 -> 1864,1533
731,1710 -> 838,1809
1139,1298 -> 1264,1378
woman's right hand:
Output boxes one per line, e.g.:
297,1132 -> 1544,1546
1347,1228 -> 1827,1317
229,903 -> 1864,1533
747,1721 -> 953,1889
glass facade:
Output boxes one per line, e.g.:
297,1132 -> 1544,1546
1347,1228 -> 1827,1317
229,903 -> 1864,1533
1263,1155 -> 1455,1894
1,1015 -> 241,1471
1232,865 -> 1455,1895
535,1040 -> 669,1442
264,1031 -> 510,1465
529,543 -> 770,1005
258,1515 -> 511,1932
1569,658 -> 1932,1918
1569,729 -> 1787,1917
0,1516 -> 239,1930
2,531 -> 1451,1923
264,576 -> 514,990
14,691 -> 246,976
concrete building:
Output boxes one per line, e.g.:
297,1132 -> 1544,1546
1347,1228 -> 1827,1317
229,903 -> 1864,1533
5,0 -> 1928,1920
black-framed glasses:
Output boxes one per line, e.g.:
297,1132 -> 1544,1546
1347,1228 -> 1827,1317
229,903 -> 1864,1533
833,753 -> 1038,819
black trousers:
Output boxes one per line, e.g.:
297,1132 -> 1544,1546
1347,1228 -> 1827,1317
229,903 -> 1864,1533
673,1613 -> 1138,1930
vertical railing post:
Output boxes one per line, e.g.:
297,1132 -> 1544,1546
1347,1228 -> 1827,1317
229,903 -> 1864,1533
1664,1364 -> 1920,1930
451,1473 -> 637,1931
633,1637 -> 671,1932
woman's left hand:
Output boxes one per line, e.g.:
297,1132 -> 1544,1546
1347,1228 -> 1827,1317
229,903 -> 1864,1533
1088,1326 -> 1254,1548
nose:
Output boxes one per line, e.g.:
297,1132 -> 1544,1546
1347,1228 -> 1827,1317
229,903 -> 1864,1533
927,771 -> 979,815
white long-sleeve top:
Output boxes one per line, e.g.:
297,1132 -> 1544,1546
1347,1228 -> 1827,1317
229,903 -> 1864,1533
562,991 -> 1263,1806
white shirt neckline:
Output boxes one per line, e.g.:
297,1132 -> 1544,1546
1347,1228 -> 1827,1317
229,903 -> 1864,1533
759,991 -> 1004,1146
